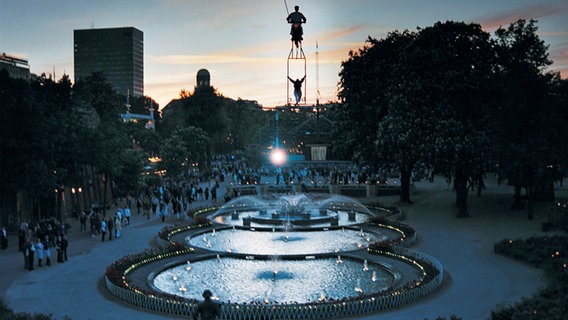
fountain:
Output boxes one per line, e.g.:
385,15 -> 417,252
150,194 -> 407,305
212,194 -> 373,227
106,193 -> 444,319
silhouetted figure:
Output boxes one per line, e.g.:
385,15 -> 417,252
286,5 -> 306,46
193,289 -> 221,320
288,76 -> 306,105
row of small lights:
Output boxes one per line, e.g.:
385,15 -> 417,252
372,223 -> 408,240
368,248 -> 429,291
166,223 -> 211,244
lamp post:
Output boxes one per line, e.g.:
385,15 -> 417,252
270,108 -> 286,171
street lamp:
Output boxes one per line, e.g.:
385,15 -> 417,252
270,148 -> 286,166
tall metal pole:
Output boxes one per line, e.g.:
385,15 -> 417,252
316,40 -> 320,106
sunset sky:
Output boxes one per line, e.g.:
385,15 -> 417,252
1,0 -> 567,109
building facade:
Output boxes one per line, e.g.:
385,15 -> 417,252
0,52 -> 30,80
74,27 -> 143,97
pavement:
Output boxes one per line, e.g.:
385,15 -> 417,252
0,176 -> 565,320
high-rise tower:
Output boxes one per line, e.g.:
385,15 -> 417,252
74,27 -> 143,97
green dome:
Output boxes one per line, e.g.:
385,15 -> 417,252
197,69 -> 210,77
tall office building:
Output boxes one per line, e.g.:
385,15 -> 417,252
74,27 -> 143,97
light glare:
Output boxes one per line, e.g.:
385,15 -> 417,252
270,149 -> 286,166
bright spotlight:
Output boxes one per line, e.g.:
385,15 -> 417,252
270,148 -> 286,166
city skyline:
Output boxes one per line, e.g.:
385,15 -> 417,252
1,0 -> 567,109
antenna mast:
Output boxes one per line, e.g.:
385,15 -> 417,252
316,40 -> 320,106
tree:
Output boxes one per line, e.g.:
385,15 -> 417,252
1,71 -> 41,222
336,32 -> 413,168
493,19 -> 564,219
126,122 -> 162,156
158,126 -> 209,178
0,69 -> 161,222
175,126 -> 209,168
336,22 -> 498,212
406,21 -> 498,216
129,95 -> 160,120
113,148 -> 146,197
0,71 -> 83,221
159,87 -> 271,159
73,72 -> 130,214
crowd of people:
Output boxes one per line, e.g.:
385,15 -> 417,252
16,218 -> 69,271
80,206 -> 129,242
5,155 -> 397,273
133,155 -> 396,218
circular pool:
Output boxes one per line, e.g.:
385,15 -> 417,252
153,256 -> 395,304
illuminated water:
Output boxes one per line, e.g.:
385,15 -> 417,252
153,194 -> 397,304
188,229 -> 385,254
153,257 -> 394,303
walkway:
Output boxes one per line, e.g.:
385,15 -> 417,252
1,176 -> 563,319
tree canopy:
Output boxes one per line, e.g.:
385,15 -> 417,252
335,19 -> 567,216
158,87 -> 271,157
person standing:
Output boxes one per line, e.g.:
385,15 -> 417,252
116,208 -> 123,225
43,236 -> 52,266
115,214 -> 122,238
18,223 -> 27,251
100,219 -> 107,242
143,196 -> 152,220
79,211 -> 87,232
60,236 -> 68,261
124,207 -> 131,226
107,217 -> 114,241
151,195 -> 158,216
56,235 -> 64,263
211,187 -> 217,203
160,201 -> 167,222
35,239 -> 44,267
193,289 -> 220,320
23,240 -> 34,270
136,196 -> 142,215
1,225 -> 7,249
25,240 -> 35,270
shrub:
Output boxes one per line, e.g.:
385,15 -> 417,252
492,236 -> 568,319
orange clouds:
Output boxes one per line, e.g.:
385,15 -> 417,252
476,3 -> 565,30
